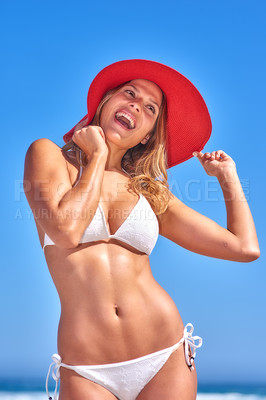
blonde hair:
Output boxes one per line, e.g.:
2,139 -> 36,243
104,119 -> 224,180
62,82 -> 171,215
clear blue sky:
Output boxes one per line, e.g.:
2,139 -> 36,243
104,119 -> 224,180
1,0 -> 265,385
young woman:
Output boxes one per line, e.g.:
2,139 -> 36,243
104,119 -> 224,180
24,59 -> 260,400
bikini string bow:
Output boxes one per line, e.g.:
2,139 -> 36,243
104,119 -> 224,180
183,323 -> 203,370
45,354 -> 62,400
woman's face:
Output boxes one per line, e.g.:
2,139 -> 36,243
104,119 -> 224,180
99,79 -> 163,149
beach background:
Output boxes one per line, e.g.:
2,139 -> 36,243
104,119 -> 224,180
1,0 -> 265,399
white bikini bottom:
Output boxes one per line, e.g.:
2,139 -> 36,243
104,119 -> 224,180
46,323 -> 202,400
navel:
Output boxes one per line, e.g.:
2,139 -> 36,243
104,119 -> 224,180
114,304 -> 119,316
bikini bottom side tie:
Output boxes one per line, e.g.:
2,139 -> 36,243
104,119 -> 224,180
46,322 -> 203,400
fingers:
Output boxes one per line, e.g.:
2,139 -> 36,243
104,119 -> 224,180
74,117 -> 89,133
192,151 -> 204,159
96,126 -> 106,141
193,150 -> 228,161
192,151 -> 204,164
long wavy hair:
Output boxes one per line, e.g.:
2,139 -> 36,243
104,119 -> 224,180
62,81 -> 171,215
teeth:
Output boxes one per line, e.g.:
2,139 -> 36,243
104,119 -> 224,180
115,112 -> 135,129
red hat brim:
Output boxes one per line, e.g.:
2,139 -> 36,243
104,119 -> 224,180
63,59 -> 212,168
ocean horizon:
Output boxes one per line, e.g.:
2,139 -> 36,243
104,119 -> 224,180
0,379 -> 266,399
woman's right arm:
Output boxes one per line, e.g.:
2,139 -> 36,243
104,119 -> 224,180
23,127 -> 108,248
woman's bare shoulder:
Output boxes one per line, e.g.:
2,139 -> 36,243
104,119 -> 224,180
156,191 -> 179,219
25,138 -> 69,171
25,138 -> 63,159
24,138 -> 72,187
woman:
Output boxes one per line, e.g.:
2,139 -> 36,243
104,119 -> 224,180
24,59 -> 260,400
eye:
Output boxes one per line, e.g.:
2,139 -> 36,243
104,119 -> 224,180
125,89 -> 135,97
147,105 -> 156,114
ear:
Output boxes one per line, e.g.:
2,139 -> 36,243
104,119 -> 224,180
140,134 -> 151,145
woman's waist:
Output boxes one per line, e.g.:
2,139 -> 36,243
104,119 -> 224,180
58,269 -> 180,324
59,282 -> 181,327
57,286 -> 183,365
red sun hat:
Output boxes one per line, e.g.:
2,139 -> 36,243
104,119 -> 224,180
63,59 -> 212,168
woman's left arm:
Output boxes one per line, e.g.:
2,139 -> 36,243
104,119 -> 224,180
158,150 -> 260,262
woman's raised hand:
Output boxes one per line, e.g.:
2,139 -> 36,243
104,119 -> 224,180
72,118 -> 108,159
192,150 -> 236,178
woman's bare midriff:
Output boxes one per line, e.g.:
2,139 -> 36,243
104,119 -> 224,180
43,239 -> 184,366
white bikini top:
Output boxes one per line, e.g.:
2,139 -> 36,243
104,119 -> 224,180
43,165 -> 159,255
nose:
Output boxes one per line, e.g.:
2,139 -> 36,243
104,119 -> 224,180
129,102 -> 140,113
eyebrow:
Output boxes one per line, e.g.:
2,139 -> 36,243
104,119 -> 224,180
126,84 -> 160,109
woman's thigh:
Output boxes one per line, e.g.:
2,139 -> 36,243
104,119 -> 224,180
137,344 -> 197,400
59,368 -> 118,400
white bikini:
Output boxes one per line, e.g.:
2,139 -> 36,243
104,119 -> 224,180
43,192 -> 159,255
44,160 -> 203,400
46,324 -> 202,400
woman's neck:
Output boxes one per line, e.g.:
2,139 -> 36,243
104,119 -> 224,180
104,141 -> 127,172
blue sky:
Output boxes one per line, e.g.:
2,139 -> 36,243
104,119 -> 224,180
1,0 -> 265,385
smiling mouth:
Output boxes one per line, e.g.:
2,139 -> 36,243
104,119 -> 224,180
115,112 -> 135,129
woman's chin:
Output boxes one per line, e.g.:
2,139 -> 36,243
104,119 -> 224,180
103,127 -> 130,145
